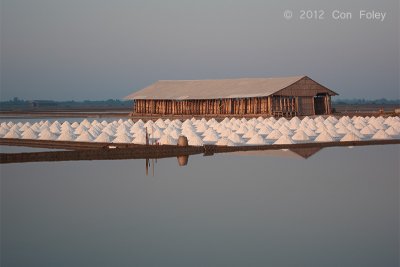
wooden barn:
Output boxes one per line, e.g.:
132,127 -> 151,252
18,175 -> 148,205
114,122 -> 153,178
125,76 -> 338,116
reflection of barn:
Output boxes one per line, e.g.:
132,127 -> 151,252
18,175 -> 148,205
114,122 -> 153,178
125,76 -> 338,116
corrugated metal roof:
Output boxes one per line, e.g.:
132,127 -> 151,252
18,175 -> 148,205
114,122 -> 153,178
125,76 -> 335,100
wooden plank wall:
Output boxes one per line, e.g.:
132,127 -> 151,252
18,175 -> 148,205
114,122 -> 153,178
133,94 -> 331,116
134,97 -> 272,115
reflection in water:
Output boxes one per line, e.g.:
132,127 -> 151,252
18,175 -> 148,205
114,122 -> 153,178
1,145 -> 398,267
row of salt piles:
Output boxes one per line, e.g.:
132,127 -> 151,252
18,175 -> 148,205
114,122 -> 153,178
0,116 -> 399,146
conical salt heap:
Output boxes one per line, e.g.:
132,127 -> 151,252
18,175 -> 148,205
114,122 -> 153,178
327,128 -> 340,139
372,129 -> 391,140
38,129 -> 58,140
216,137 -> 235,146
246,134 -> 268,145
235,125 -> 248,135
57,131 -> 76,141
94,132 -> 112,143
132,132 -> 147,144
21,128 -> 38,139
219,128 -> 233,138
187,133 -> 204,146
165,128 -> 180,139
155,119 -> 167,129
0,127 -> 8,137
243,128 -> 258,139
19,124 -> 31,132
340,132 -> 361,142
278,124 -> 294,136
360,125 -> 375,135
158,134 -> 177,145
81,119 -> 91,128
274,134 -> 294,145
113,133 -> 132,143
75,131 -> 94,142
203,131 -> 220,143
292,129 -> 310,142
314,131 -> 334,142
74,124 -> 88,135
227,132 -> 244,144
71,121 -> 80,128
385,127 -> 399,137
266,129 -> 282,140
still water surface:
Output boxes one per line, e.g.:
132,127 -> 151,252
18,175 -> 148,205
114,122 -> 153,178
1,145 -> 399,267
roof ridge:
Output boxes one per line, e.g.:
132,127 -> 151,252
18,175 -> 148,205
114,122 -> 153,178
157,75 -> 306,82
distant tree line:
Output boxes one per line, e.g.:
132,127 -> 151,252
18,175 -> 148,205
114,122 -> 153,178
1,97 -> 399,111
332,98 -> 400,105
0,97 -> 134,110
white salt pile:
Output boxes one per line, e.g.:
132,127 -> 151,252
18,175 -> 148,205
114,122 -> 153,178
372,129 -> 391,140
227,132 -> 244,144
314,132 -> 334,142
360,125 -> 375,135
292,130 -> 310,142
158,135 -> 177,145
340,132 -> 361,142
266,129 -> 282,140
94,132 -> 112,143
216,137 -> 235,146
113,134 -> 132,143
187,134 -> 204,146
22,128 -> 38,139
246,134 -> 268,145
75,131 -> 94,142
132,133 -> 147,144
274,135 -> 294,145
203,131 -> 219,143
38,129 -> 57,140
1,116 -> 398,147
385,127 -> 399,137
57,131 -> 76,141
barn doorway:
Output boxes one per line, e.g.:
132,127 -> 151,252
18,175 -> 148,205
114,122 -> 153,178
314,94 -> 326,115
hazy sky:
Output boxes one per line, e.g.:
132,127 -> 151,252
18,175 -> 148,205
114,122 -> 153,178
1,0 -> 398,100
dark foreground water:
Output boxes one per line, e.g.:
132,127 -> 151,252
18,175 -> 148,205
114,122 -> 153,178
1,145 -> 399,267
